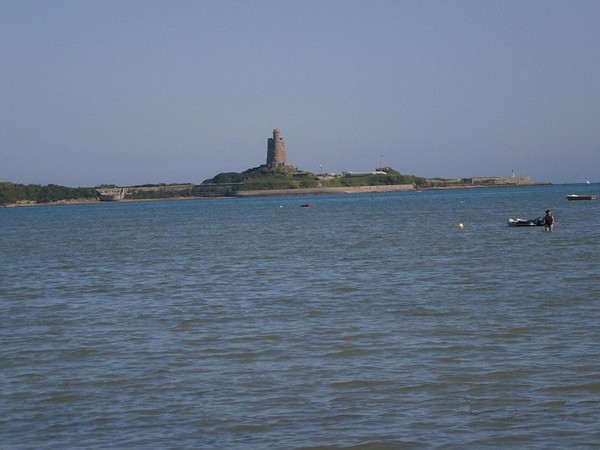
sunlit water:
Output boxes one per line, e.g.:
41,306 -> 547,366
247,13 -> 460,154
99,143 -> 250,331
2,184 -> 599,449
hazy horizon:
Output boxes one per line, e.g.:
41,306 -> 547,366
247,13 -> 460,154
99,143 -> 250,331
2,1 -> 599,186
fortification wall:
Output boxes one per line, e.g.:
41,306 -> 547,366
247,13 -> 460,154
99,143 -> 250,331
236,184 -> 415,197
469,176 -> 533,185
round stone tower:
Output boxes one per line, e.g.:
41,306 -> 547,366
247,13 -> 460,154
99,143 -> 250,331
266,128 -> 289,167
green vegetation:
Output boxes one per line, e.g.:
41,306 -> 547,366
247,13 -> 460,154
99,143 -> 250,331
207,172 -> 245,184
0,182 -> 97,205
125,187 -> 195,200
124,183 -> 202,200
202,165 -> 319,191
320,167 -> 430,188
200,165 -> 429,192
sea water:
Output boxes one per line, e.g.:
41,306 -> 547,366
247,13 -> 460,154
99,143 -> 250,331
1,184 -> 599,449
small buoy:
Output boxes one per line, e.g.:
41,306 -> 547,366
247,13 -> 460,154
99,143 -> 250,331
458,223 -> 464,230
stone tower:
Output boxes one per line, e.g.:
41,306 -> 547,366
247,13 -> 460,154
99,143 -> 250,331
266,128 -> 289,167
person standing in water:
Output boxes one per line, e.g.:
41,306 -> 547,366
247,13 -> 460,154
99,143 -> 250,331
544,209 -> 554,232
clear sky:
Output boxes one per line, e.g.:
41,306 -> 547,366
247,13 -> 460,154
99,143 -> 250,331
1,0 -> 599,186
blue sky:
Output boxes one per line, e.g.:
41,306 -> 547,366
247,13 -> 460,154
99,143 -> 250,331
1,0 -> 599,186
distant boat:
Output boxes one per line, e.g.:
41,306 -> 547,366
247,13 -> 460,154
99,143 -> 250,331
566,194 -> 596,201
300,203 -> 314,207
586,180 -> 591,184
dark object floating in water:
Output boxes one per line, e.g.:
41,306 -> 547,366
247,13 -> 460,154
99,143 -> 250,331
566,194 -> 596,201
507,217 -> 544,227
300,203 -> 314,207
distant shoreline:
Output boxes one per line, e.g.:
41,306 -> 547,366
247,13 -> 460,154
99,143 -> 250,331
1,182 -> 552,208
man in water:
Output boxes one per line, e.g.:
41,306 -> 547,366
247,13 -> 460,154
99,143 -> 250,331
544,209 -> 554,232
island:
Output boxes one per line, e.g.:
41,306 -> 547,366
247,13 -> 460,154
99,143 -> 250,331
1,128 -> 535,207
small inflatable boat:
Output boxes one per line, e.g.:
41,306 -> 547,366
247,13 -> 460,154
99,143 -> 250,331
566,194 -> 596,201
507,217 -> 544,227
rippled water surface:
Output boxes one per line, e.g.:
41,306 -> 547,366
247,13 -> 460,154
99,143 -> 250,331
2,185 -> 600,449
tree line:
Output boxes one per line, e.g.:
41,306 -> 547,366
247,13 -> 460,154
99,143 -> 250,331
1,167 -> 432,205
0,182 -> 97,205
